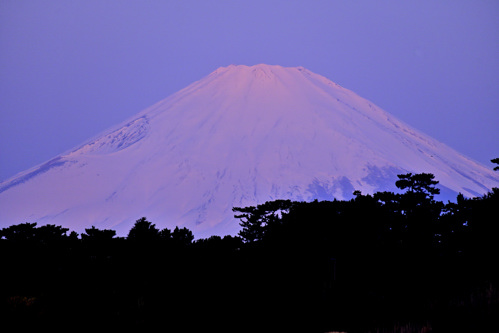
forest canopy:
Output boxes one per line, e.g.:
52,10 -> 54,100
1,172 -> 498,332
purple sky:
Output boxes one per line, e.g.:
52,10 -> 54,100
1,0 -> 498,182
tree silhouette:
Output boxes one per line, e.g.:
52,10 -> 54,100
233,199 -> 294,243
127,217 -> 160,242
68,230 -> 79,240
159,227 -> 172,241
395,173 -> 442,251
0,222 -> 38,242
492,158 -> 499,171
36,224 -> 70,243
81,226 -> 116,242
172,226 -> 194,247
395,172 -> 440,199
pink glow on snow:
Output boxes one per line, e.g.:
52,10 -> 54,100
1,64 -> 498,238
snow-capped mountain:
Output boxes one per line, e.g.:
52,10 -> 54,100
1,64 -> 498,238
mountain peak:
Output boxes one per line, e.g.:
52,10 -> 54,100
1,65 -> 498,238
212,64 -> 310,79
221,63 -> 286,71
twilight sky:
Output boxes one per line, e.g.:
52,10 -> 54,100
0,0 -> 497,182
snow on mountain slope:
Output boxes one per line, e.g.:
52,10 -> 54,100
1,64 -> 498,238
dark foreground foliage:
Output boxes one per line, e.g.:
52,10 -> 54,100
1,173 -> 498,332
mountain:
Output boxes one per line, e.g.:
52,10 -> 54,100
1,64 -> 498,238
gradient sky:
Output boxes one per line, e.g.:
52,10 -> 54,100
0,0 -> 497,182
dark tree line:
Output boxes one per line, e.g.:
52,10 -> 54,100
0,218 -> 243,331
1,172 -> 498,332
232,172 -> 499,332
